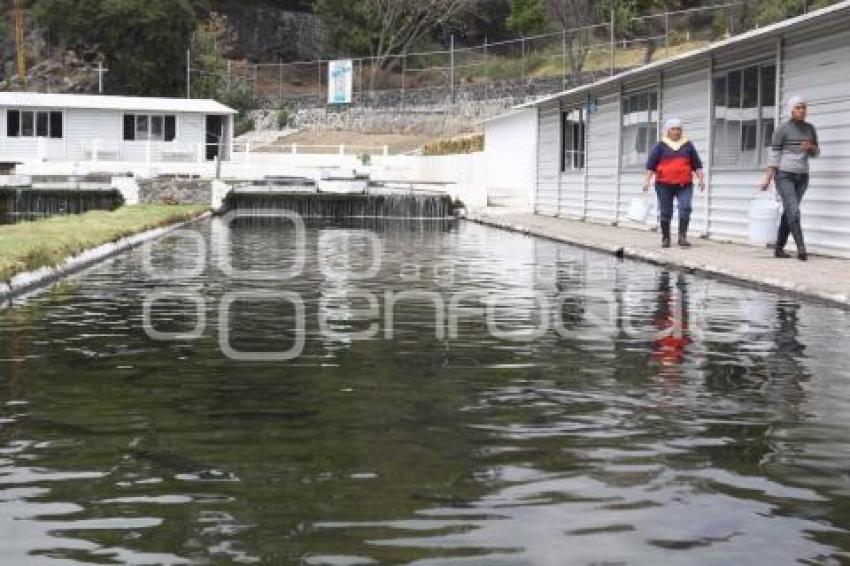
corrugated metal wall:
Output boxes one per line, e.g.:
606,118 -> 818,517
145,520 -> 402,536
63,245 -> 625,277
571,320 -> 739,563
783,29 -> 850,257
585,92 -> 619,223
535,101 -> 560,216
693,40 -> 774,243
558,171 -> 585,218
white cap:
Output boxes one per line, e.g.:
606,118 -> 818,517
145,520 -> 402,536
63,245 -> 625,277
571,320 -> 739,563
664,117 -> 682,132
787,95 -> 807,117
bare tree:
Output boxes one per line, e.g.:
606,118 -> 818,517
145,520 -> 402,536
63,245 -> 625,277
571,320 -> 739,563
546,0 -> 596,80
367,0 -> 470,88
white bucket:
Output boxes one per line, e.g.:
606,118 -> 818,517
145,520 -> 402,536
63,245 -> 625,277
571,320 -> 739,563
627,194 -> 655,224
748,193 -> 782,246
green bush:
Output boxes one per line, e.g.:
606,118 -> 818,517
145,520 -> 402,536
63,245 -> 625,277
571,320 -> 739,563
276,105 -> 291,129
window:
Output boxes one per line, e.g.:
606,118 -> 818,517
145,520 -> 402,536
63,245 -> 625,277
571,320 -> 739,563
123,114 -> 176,141
21,112 -> 34,137
6,109 -> 64,138
36,112 -> 49,137
49,112 -> 63,138
713,63 -> 776,168
560,106 -> 586,172
621,88 -> 659,168
7,110 -> 20,137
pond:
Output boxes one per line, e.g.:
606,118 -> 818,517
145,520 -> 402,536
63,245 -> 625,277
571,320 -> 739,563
2,216 -> 850,565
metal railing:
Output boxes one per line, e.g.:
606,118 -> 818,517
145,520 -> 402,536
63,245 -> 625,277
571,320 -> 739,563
232,141 -> 390,157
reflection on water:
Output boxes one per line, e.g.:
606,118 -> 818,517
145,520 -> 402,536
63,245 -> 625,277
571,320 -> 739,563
2,218 -> 850,564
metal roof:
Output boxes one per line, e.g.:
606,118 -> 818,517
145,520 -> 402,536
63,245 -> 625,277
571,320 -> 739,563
0,92 -> 237,114
479,108 -> 536,126
516,0 -> 850,109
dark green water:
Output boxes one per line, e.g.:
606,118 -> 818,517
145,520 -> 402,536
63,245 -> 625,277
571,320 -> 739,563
2,218 -> 850,565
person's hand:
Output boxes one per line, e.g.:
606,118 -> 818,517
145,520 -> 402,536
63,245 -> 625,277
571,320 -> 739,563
642,181 -> 651,193
698,181 -> 706,193
759,180 -> 770,191
800,140 -> 816,154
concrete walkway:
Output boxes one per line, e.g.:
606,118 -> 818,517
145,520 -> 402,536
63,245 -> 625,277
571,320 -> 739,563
467,209 -> 850,307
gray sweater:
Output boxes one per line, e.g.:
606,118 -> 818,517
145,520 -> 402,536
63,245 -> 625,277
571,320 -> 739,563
767,119 -> 820,174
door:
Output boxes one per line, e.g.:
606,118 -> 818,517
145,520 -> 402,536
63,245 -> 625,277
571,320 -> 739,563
205,115 -> 224,161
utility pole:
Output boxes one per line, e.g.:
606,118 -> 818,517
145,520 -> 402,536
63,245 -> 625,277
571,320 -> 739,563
521,37 -> 526,82
562,28 -> 568,86
450,35 -> 455,102
186,48 -> 191,98
401,49 -> 406,112
13,0 -> 26,85
610,6 -> 616,76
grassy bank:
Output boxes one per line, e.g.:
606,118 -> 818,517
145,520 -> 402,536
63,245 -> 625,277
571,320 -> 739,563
0,205 -> 208,281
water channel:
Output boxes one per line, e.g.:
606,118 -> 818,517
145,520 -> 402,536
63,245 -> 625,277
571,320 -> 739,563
2,216 -> 850,564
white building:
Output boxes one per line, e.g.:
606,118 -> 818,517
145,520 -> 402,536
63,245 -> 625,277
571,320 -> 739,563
482,109 -> 537,211
0,92 -> 236,166
514,0 -> 850,257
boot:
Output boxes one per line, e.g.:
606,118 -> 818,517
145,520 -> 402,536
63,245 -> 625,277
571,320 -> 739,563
678,217 -> 691,247
661,220 -> 671,248
790,220 -> 807,261
775,215 -> 791,257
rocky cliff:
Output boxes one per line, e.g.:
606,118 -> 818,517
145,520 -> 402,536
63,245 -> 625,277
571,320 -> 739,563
209,0 -> 326,62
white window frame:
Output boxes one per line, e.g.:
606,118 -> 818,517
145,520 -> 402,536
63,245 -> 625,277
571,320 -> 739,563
560,106 -> 586,172
124,113 -> 178,142
712,61 -> 776,170
6,108 -> 64,139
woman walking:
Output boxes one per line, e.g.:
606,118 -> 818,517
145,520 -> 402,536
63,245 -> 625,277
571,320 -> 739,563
759,95 -> 819,261
643,118 -> 706,248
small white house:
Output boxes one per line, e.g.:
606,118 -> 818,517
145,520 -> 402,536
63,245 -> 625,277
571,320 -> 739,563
0,92 -> 236,165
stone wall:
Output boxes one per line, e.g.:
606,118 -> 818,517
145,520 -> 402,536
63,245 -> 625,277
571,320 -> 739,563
258,69 -> 621,136
139,177 -> 212,206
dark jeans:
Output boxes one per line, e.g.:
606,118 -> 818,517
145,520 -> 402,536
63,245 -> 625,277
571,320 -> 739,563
775,171 -> 808,249
655,182 -> 693,224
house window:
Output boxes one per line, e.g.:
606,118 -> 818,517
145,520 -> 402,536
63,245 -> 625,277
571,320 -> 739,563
621,88 -> 659,168
6,110 -> 64,138
713,63 -> 776,168
123,114 -> 176,141
561,106 -> 586,172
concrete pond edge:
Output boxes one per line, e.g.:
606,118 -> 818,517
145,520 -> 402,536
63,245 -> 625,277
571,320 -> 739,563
0,212 -> 212,305
466,213 -> 850,309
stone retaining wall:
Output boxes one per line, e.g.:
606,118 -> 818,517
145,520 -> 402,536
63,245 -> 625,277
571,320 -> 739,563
139,177 -> 212,206
255,69 -> 621,136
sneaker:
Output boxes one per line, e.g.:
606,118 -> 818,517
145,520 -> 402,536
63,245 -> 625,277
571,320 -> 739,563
774,249 -> 791,258
678,236 -> 691,248
662,237 -> 671,249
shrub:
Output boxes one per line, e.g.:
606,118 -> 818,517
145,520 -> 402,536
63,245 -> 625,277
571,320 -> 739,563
422,134 -> 484,156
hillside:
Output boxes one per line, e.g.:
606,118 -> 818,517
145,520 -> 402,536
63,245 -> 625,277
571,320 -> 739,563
205,0 -> 324,62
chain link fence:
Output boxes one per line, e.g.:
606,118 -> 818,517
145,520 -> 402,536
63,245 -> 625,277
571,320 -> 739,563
190,1 -> 802,113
